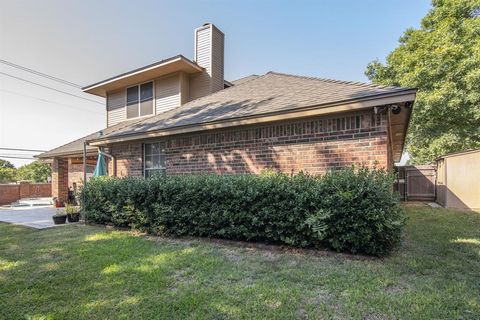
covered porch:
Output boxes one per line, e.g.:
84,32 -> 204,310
51,155 -> 100,203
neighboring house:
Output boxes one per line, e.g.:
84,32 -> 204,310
436,149 -> 480,210
38,23 -> 416,202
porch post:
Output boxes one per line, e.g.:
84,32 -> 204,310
83,141 -> 87,225
83,142 -> 87,185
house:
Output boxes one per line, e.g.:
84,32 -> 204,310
38,23 -> 416,202
436,149 -> 480,210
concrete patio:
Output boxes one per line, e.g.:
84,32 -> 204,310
0,206 -> 74,229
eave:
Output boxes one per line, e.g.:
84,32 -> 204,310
82,55 -> 203,97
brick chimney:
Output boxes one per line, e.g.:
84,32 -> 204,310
189,23 -> 225,100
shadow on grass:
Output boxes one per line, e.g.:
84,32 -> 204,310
1,224 -> 297,319
1,207 -> 479,319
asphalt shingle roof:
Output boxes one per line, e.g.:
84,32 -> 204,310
95,71 -> 413,141
39,71 -> 413,158
37,118 -> 143,158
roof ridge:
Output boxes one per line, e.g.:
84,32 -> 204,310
265,71 -> 403,90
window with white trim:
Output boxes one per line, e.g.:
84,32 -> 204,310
144,142 -> 166,178
127,82 -> 153,119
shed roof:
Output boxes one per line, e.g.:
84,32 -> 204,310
435,148 -> 480,161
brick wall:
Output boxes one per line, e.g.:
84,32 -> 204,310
52,158 -> 68,201
110,142 -> 143,177
0,182 -> 51,205
68,160 -> 95,191
110,110 -> 390,177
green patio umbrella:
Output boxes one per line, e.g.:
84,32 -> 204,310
93,152 -> 107,177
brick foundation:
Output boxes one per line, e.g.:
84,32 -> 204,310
110,110 -> 390,177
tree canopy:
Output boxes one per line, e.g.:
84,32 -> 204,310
17,161 -> 52,183
365,0 -> 480,163
0,160 -> 51,183
0,159 -> 15,169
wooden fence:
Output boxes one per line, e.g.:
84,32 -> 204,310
395,165 -> 436,201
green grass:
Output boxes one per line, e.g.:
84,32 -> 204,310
0,206 -> 479,319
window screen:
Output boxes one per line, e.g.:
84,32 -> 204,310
126,82 -> 153,119
140,82 -> 153,116
144,142 -> 166,178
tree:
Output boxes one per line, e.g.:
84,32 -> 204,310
365,0 -> 480,164
0,159 -> 15,169
0,168 -> 17,183
16,161 -> 51,183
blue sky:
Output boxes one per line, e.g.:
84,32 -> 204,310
0,0 -> 431,166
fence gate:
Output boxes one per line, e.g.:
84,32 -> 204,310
396,165 -> 436,201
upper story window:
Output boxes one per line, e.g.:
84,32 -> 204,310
126,82 -> 153,119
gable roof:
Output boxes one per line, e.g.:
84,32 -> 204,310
88,71 -> 415,144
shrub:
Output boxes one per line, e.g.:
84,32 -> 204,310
80,167 -> 404,256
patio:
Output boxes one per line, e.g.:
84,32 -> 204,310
0,206 -> 71,229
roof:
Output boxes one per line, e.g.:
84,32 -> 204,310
41,71 -> 415,159
89,71 -> 415,144
37,118 -> 144,158
436,148 -> 480,161
230,74 -> 259,85
82,55 -> 203,97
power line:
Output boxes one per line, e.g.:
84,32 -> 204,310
0,59 -> 82,88
0,72 -> 104,105
0,154 -> 38,158
0,156 -> 36,160
0,147 -> 46,152
0,89 -> 104,115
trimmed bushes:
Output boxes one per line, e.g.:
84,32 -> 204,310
80,167 -> 404,256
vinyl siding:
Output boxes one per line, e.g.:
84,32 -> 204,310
179,72 -> 189,104
107,90 -> 126,127
189,26 -> 212,100
211,26 -> 224,93
155,74 -> 181,114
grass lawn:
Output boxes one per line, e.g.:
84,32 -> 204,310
0,205 -> 479,319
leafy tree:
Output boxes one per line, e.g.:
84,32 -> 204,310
0,168 -> 17,183
0,159 -> 15,169
16,161 -> 51,183
365,0 -> 480,163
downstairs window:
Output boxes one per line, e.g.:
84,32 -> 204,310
144,142 -> 166,178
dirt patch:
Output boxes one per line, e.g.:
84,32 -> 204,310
363,313 -> 395,320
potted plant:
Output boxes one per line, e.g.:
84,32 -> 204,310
52,210 -> 67,225
65,203 -> 81,223
54,197 -> 63,208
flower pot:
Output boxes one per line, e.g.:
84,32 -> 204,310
67,214 -> 80,223
52,215 -> 67,225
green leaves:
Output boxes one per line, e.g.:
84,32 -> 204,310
366,0 -> 480,163
80,168 -> 404,256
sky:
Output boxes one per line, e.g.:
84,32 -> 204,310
0,0 -> 432,167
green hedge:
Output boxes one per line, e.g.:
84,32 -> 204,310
80,167 -> 404,256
